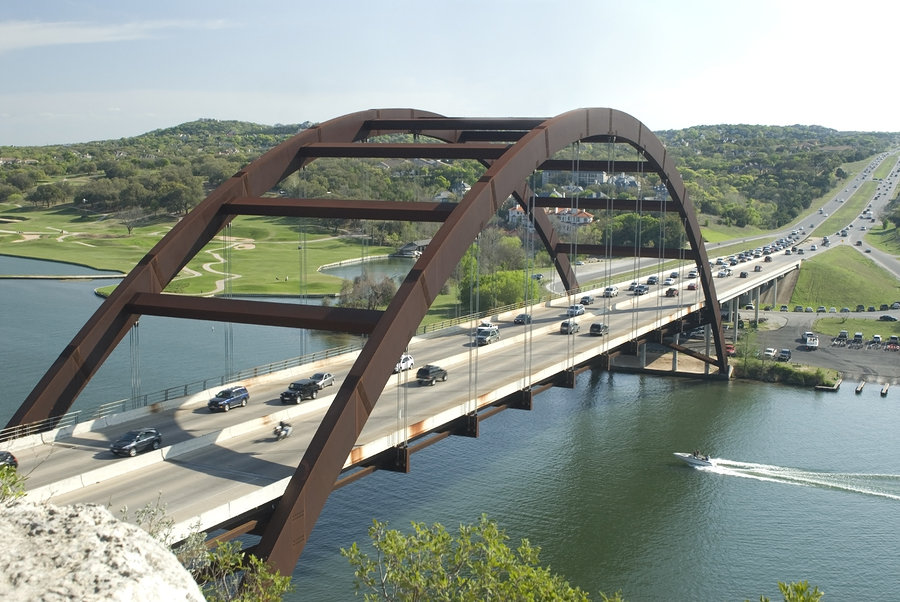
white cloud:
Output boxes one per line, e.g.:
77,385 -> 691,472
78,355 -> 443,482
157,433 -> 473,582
0,19 -> 228,55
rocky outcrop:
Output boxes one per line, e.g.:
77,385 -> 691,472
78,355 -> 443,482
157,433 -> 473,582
0,500 -> 203,601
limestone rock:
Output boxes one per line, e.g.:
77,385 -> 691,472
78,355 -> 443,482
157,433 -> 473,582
0,500 -> 203,601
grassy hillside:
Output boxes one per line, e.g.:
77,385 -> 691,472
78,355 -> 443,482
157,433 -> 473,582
789,245 -> 900,309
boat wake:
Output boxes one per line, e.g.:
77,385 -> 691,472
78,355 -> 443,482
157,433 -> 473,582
707,459 -> 900,501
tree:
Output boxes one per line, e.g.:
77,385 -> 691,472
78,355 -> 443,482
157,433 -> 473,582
342,514 -> 591,601
753,580 -> 824,602
0,465 -> 26,501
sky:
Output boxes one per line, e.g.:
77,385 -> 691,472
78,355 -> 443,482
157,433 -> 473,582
2,0 -> 900,147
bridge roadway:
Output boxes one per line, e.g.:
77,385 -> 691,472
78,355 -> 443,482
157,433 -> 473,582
13,250 -> 801,542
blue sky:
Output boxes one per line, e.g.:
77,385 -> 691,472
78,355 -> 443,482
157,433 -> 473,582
2,0 -> 899,146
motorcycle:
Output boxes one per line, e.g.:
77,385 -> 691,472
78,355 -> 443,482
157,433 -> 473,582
273,423 -> 292,441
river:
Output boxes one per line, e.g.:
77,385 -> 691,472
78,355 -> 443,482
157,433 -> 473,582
3,256 -> 899,600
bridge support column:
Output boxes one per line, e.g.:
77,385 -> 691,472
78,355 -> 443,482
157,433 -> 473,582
509,388 -> 533,411
639,343 -> 647,368
558,368 -> 576,388
451,412 -> 479,438
671,334 -> 679,371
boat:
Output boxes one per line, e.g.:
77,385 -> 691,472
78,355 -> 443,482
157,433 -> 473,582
673,451 -> 713,467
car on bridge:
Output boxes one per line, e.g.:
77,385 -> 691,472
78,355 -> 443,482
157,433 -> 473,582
393,354 -> 415,373
0,450 -> 17,469
567,304 -> 585,316
416,364 -> 447,386
207,386 -> 250,412
110,428 -> 162,457
633,284 -> 650,295
309,372 -> 335,389
665,288 -> 679,297
603,286 -> 619,297
589,322 -> 609,336
687,282 -> 698,291
580,295 -> 595,305
281,380 -> 321,403
514,313 -> 532,325
560,319 -> 580,334
475,325 -> 500,345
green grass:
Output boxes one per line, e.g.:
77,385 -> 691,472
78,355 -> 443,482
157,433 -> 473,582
789,245 -> 900,309
866,225 -> 900,256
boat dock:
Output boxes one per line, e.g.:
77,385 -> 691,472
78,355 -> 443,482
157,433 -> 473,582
881,383 -> 890,398
856,381 -> 866,394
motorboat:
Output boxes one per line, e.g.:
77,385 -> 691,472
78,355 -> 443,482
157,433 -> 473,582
673,451 -> 713,467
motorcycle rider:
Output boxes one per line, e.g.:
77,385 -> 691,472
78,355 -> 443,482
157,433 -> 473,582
277,420 -> 293,439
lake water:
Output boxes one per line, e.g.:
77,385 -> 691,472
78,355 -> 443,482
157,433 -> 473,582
4,255 -> 900,601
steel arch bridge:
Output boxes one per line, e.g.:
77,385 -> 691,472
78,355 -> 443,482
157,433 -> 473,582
9,107 -> 727,573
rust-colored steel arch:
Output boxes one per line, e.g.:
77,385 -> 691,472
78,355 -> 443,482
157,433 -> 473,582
7,107 -> 727,575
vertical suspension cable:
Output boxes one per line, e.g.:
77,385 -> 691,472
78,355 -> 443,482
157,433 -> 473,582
297,219 -> 308,359
129,320 -> 140,409
223,223 -> 234,382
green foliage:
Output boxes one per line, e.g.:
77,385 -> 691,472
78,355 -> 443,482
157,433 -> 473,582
200,541 -> 293,602
343,515 -> 591,601
754,580 -> 824,602
339,272 -> 398,310
0,465 -> 26,501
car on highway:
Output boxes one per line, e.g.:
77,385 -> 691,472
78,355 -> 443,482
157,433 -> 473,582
0,450 -> 18,469
560,319 -> 580,334
663,277 -> 675,286
739,271 -> 749,278
513,313 -> 532,325
687,282 -> 698,291
646,275 -> 659,285
665,287 -> 679,297
589,323 -> 609,336
580,295 -> 595,305
475,325 -> 500,345
393,354 -> 415,373
416,364 -> 447,386
207,385 -> 250,412
633,284 -> 650,295
281,379 -> 322,403
603,286 -> 619,297
308,372 -> 335,389
567,304 -> 585,316
110,428 -> 162,457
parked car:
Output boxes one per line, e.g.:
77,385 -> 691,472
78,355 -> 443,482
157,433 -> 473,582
281,379 -> 321,403
725,343 -> 736,357
110,428 -> 162,457
794,305 -> 804,312
393,354 -> 415,373
208,385 -> 250,412
567,304 -> 585,316
531,273 -> 544,280
580,295 -> 595,305
856,304 -> 866,312
513,313 -> 532,325
816,306 -> 826,313
0,450 -> 18,469
840,307 -> 850,312
763,347 -> 776,359
589,323 -> 609,336
879,315 -> 898,322
880,304 -> 890,311
560,319 -> 580,334
777,349 -> 792,362
416,364 -> 447,386
603,286 -> 619,297
780,305 -> 788,312
308,372 -> 335,389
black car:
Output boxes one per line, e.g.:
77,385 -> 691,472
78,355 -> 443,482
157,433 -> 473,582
879,315 -> 898,322
0,451 -> 18,469
207,385 -> 250,412
514,313 -> 532,325
416,364 -> 448,386
110,428 -> 162,457
589,323 -> 609,336
281,380 -> 322,403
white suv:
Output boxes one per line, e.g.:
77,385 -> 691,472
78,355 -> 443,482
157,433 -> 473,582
393,354 -> 414,373
603,286 -> 619,297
